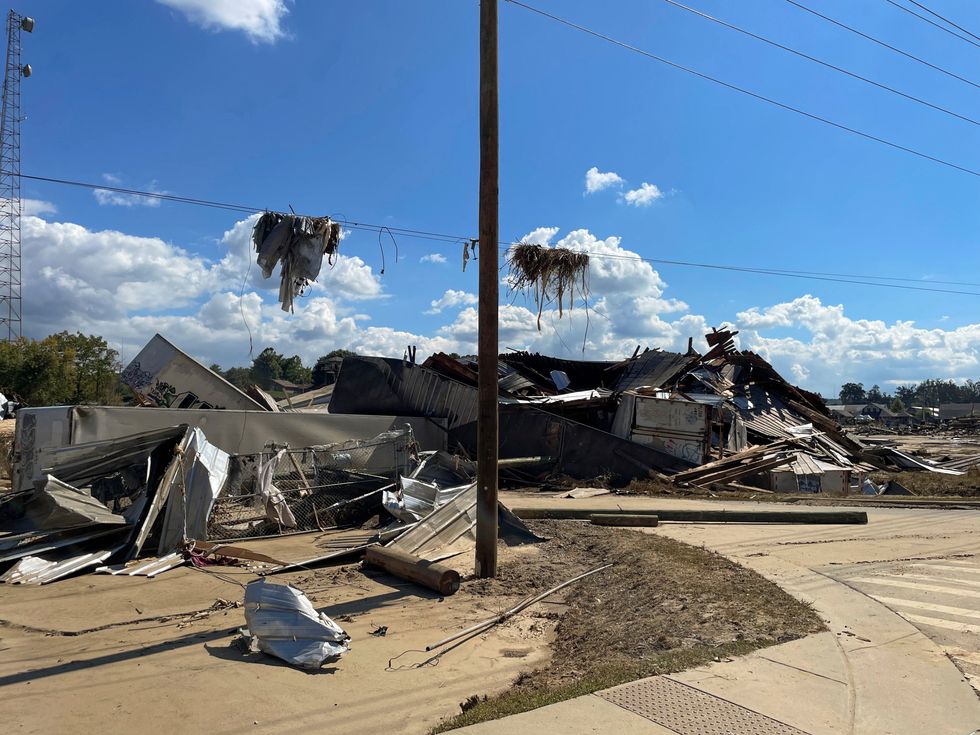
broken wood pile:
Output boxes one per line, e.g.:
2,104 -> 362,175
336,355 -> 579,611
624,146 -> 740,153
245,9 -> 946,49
670,440 -> 798,488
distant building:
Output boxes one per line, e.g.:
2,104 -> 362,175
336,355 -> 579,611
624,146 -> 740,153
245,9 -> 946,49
270,378 -> 313,396
829,403 -> 913,427
940,403 -> 979,421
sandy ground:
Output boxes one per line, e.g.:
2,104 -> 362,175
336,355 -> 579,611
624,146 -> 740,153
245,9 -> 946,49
0,533 -> 556,735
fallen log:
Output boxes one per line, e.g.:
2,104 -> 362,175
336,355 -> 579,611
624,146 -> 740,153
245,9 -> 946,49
589,514 -> 659,527
512,507 -> 868,524
364,545 -> 461,595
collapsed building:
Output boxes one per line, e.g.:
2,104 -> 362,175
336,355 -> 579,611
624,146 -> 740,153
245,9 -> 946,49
0,329 -> 965,588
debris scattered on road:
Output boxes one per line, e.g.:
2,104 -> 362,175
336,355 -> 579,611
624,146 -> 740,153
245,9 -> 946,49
240,578 -> 350,669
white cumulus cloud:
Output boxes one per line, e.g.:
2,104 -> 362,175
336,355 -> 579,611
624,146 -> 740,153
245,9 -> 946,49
425,289 -> 478,315
420,253 -> 447,264
157,0 -> 288,44
584,167 -> 624,194
19,207 -> 980,396
736,295 -> 980,391
623,182 -> 664,207
93,175 -> 167,208
520,226 -> 559,246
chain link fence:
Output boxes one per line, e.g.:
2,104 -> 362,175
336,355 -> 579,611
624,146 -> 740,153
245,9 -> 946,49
207,428 -> 417,541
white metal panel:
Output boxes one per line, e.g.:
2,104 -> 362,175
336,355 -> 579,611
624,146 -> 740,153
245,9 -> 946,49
627,395 -> 709,464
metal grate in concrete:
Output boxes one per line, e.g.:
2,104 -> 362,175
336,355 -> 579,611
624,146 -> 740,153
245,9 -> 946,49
597,675 -> 811,735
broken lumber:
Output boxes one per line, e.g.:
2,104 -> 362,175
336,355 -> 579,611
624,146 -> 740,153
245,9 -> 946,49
364,545 -> 461,595
671,440 -> 797,482
685,454 -> 795,487
511,507 -> 867,524
589,514 -> 659,527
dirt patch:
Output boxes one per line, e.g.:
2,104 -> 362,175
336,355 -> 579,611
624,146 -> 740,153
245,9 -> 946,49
869,468 -> 980,497
436,520 -> 823,731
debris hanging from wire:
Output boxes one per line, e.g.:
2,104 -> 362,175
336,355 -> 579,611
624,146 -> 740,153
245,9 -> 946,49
507,242 -> 589,330
252,213 -> 343,312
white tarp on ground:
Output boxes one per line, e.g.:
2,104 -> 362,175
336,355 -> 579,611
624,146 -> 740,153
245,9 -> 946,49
241,579 -> 350,669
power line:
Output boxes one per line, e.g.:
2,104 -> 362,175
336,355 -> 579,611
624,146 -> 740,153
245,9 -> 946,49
660,0 -> 980,126
18,171 -> 980,296
500,243 -> 980,295
502,0 -> 980,178
882,0 -> 980,48
605,254 -> 980,296
783,0 -> 980,91
505,241 -> 980,288
19,173 -> 469,244
904,0 -> 980,42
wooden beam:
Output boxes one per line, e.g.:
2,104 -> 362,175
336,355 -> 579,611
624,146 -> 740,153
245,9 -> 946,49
475,0 -> 500,579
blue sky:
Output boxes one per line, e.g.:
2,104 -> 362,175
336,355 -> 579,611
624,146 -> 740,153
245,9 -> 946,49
12,0 -> 980,395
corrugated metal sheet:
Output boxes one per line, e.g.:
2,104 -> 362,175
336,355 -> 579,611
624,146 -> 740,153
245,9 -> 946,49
614,350 -> 696,392
733,387 -> 810,440
96,551 -> 185,577
388,485 -> 477,560
2,544 -> 125,585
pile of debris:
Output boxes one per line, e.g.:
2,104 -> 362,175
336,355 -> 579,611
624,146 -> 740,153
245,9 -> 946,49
3,324 -> 956,592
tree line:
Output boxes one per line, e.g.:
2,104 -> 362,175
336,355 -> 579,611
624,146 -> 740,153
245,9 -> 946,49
837,379 -> 980,412
0,332 -> 122,407
0,333 -> 358,408
211,347 -> 357,393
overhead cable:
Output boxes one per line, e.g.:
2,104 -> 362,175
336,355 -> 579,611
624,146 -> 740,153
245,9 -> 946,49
783,0 -> 980,91
660,0 -> 980,126
882,0 -> 980,48
903,0 -> 980,42
502,0 -> 980,178
17,171 -> 980,296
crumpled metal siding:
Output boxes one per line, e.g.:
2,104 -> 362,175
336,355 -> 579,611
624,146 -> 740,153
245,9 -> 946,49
242,579 -> 350,669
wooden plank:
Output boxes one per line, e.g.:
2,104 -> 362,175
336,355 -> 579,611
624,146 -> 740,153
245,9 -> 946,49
672,439 -> 796,481
690,454 -> 795,485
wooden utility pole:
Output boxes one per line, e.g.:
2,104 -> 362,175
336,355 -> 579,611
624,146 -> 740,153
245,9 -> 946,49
475,0 -> 499,578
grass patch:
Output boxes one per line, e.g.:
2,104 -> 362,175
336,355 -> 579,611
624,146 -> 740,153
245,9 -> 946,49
433,640 -> 767,732
433,521 -> 823,732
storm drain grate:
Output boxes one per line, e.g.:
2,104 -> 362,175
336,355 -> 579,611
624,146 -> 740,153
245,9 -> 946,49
597,675 -> 811,735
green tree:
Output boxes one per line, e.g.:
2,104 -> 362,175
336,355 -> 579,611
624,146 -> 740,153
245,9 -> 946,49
0,332 -> 120,406
839,382 -> 866,404
866,384 -> 887,404
890,397 -> 906,413
895,384 -> 917,408
916,378 -> 962,406
280,355 -> 312,385
222,366 -> 253,390
251,348 -> 283,390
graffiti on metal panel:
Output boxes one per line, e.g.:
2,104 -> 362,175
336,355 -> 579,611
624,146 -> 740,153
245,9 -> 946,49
122,362 -> 223,409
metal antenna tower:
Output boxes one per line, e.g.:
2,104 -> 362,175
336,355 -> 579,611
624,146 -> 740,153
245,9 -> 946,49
0,10 -> 33,341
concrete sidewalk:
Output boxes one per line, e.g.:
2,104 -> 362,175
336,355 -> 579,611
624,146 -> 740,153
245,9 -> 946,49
452,494 -> 980,734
